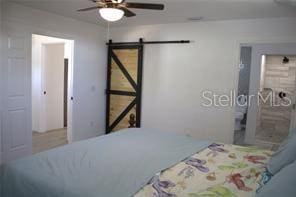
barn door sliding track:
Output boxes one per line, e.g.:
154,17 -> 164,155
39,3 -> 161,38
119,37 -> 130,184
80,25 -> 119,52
107,38 -> 190,46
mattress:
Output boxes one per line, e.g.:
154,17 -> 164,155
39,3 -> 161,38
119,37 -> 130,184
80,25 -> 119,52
0,129 -> 272,197
0,129 -> 210,197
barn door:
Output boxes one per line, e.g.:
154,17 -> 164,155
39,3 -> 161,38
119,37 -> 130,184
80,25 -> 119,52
106,44 -> 143,134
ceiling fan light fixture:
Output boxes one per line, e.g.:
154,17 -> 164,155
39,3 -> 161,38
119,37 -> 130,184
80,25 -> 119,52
99,8 -> 124,22
112,0 -> 124,3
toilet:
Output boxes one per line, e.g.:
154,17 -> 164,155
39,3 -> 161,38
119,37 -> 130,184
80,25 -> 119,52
235,96 -> 248,131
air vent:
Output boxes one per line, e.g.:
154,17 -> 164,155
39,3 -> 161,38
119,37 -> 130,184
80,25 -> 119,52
187,17 -> 203,21
274,0 -> 296,6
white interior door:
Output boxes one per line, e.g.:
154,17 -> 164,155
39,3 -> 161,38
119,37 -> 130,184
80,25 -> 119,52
42,43 -> 65,131
2,23 -> 32,161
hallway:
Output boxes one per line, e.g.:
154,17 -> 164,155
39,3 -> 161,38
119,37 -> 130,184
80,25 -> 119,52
32,128 -> 68,154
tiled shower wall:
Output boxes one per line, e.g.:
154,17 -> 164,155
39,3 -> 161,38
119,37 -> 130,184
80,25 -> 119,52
257,55 -> 296,142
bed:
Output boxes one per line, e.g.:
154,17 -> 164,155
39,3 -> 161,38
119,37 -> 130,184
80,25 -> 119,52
0,129 -> 272,197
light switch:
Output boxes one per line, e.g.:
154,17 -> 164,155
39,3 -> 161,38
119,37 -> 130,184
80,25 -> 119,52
91,86 -> 96,92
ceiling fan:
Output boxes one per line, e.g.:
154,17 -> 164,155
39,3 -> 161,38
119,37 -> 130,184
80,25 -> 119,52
77,0 -> 165,22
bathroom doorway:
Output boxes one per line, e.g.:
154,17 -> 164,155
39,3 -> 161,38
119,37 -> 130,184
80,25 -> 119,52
234,46 -> 252,145
255,55 -> 296,147
236,43 -> 296,149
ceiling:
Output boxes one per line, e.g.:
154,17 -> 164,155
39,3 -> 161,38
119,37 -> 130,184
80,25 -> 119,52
8,0 -> 296,27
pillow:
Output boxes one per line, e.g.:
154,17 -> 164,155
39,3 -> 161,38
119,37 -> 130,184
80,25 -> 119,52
257,161 -> 296,197
257,170 -> 273,192
267,128 -> 296,175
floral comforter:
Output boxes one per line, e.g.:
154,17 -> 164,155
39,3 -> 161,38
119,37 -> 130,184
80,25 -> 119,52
135,143 -> 273,197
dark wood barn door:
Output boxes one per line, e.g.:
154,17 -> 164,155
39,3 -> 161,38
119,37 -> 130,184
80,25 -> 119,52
106,44 -> 143,134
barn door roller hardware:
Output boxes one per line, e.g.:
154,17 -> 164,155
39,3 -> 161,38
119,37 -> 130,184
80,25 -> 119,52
106,38 -> 191,46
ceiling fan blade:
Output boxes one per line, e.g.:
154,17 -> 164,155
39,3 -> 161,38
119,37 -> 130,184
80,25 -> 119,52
77,6 -> 103,12
118,7 -> 136,17
124,2 -> 164,10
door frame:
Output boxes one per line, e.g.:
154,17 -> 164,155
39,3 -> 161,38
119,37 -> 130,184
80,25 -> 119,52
244,43 -> 296,144
33,34 -> 74,143
106,44 -> 144,134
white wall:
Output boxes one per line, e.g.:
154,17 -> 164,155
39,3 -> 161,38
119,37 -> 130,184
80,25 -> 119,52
2,2 -> 107,142
0,0 -> 3,164
110,18 -> 296,143
2,2 -> 296,148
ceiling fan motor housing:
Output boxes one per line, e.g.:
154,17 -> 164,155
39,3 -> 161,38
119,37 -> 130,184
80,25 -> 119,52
78,0 -> 164,21
104,0 -> 124,3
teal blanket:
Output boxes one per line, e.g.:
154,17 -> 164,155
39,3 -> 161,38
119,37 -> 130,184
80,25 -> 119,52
1,129 -> 210,197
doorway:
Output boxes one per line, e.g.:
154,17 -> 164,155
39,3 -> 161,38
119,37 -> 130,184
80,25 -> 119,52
31,34 -> 74,154
255,55 -> 296,146
237,43 -> 296,150
234,46 -> 252,145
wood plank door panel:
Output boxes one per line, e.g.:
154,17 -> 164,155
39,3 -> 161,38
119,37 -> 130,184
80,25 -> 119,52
106,45 -> 143,134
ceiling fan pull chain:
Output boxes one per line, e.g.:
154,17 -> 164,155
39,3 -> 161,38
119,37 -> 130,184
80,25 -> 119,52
107,21 -> 110,41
